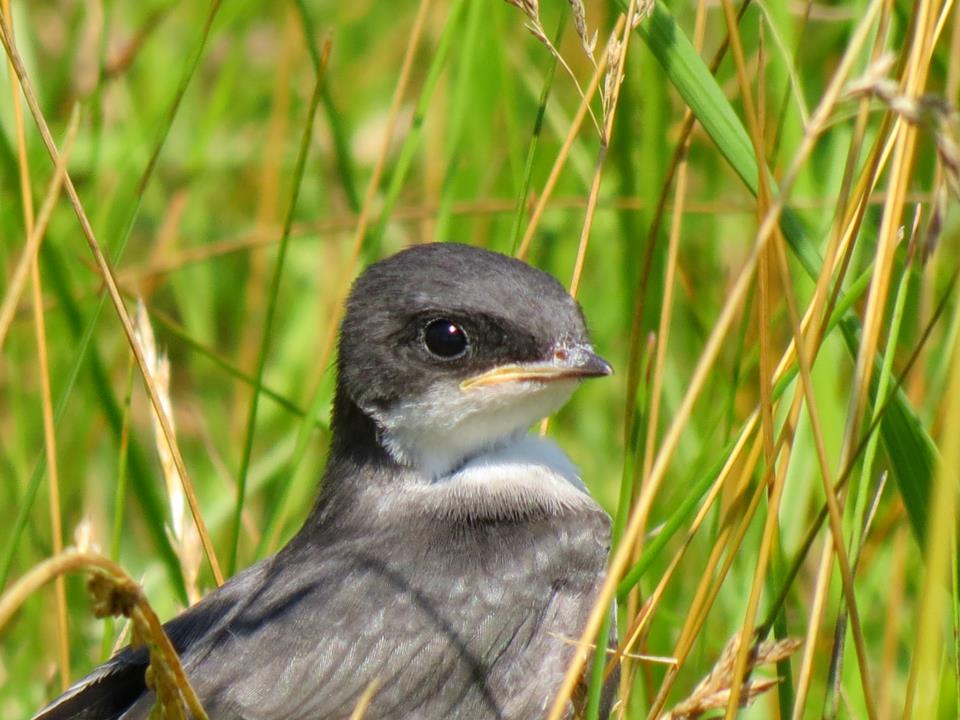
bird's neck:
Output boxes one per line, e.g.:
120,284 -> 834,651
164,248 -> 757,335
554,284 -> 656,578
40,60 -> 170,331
308,385 -> 597,527
327,386 -> 399,471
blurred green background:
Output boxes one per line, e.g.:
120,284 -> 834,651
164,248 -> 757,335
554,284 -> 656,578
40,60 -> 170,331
1,0 -> 958,717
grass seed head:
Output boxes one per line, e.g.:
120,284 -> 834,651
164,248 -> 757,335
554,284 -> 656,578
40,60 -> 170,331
660,634 -> 802,719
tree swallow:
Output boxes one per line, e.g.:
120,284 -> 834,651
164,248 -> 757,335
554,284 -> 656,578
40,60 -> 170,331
35,242 -> 615,719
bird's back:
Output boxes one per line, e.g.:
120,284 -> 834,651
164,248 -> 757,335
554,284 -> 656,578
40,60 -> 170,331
37,493 -> 611,720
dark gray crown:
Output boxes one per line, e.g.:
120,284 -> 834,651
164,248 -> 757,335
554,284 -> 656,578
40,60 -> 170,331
337,243 -> 590,411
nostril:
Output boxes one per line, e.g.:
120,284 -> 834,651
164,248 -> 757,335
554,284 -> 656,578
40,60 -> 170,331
553,348 -> 568,362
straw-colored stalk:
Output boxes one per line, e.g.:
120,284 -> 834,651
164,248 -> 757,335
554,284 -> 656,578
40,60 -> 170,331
134,302 -> 203,605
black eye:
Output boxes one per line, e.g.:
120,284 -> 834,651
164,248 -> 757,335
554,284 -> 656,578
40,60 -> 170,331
423,319 -> 468,358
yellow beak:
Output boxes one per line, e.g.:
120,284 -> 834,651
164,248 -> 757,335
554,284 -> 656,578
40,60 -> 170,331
460,346 -> 612,391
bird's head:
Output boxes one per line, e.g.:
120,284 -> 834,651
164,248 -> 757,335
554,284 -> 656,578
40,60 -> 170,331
334,243 -> 611,480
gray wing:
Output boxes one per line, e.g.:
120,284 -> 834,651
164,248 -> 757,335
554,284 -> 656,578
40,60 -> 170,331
36,511 -> 613,720
170,527 -> 594,719
31,573 -> 254,720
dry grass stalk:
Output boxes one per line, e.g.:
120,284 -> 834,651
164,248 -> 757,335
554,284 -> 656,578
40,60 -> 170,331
0,549 -> 208,720
838,0 -> 941,489
515,15 -> 624,261
0,9 -> 225,587
134,301 -> 203,604
0,107 -> 77,354
567,4 -> 634,300
660,635 -> 802,719
547,630 -> 677,666
348,678 -> 382,720
845,53 -> 960,197
646,437 -> 770,719
2,0 -> 74,690
618,5 -> 706,711
548,1 -> 890,715
818,3 -> 948,713
718,1 -> 873,710
615,442 -> 768,708
502,0 -> 601,135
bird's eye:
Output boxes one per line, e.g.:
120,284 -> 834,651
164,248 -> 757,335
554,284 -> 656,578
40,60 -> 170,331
423,319 -> 468,359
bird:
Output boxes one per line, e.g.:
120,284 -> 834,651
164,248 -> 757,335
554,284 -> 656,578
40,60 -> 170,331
35,242 -> 616,720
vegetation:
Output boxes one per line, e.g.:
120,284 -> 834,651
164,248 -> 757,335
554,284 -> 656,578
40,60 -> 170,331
0,0 -> 958,717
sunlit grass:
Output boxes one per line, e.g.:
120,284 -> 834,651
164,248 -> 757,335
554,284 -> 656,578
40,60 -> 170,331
1,0 -> 958,718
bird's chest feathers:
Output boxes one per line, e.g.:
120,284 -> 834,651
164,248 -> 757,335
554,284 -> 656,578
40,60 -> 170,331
402,434 -> 598,522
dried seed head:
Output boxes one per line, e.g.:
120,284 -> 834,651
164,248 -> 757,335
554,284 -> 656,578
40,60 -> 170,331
504,0 -> 539,22
134,300 -> 203,604
845,55 -> 960,199
603,31 -> 623,112
633,0 -> 655,27
661,634 -> 802,719
568,0 -> 597,59
525,20 -> 549,47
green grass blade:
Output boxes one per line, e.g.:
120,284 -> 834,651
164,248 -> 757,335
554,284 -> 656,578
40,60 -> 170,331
148,307 -> 320,424
369,0 -> 469,251
293,0 -> 360,213
0,244 -> 185,602
229,52 -> 329,576
630,0 -> 936,546
508,10 -> 564,253
2,0 -> 225,602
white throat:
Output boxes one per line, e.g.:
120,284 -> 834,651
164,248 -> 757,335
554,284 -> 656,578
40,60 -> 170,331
406,434 -> 594,518
367,376 -> 581,479
362,377 -> 599,518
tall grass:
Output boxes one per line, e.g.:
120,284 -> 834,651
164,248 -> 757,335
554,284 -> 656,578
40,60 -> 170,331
0,0 -> 958,718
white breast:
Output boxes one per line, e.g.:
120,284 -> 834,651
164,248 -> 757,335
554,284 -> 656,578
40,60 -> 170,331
407,435 -> 596,518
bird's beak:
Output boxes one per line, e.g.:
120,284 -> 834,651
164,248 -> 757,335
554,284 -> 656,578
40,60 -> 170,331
460,343 -> 612,391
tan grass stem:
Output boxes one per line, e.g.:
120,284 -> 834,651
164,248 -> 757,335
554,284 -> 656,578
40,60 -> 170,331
791,537 -> 836,719
0,100 -> 77,355
902,213 -> 960,716
515,16 -> 623,261
308,0 -> 433,398
0,11 -> 224,588
772,233 -> 878,719
715,5 -> 784,713
1,1 -> 72,689
349,679 -> 382,720
647,436 -> 771,718
618,114 -> 901,704
720,0 -> 873,712
546,3 -> 885,716
617,0 -> 709,708
611,420 -> 760,678
567,2 -> 637,300
838,0 -> 941,502
0,550 -> 208,720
